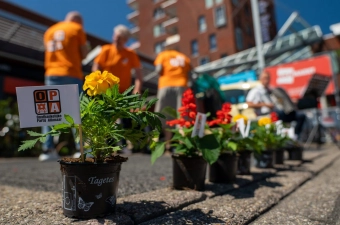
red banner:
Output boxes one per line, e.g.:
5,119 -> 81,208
265,55 -> 334,100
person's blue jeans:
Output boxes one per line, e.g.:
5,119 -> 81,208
42,76 -> 83,151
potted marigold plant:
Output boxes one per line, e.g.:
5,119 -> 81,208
19,71 -> 164,219
228,114 -> 259,175
152,89 -> 220,191
252,112 -> 286,168
207,103 -> 239,183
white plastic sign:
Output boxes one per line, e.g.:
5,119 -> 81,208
191,112 -> 207,138
245,119 -> 251,137
236,118 -> 246,138
275,120 -> 283,135
16,85 -> 81,128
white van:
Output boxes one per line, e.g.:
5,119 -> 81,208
220,81 -> 260,120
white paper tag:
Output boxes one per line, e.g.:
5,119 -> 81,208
191,112 -> 207,138
245,119 -> 251,137
236,118 -> 245,138
288,127 -> 295,139
16,84 -> 81,128
275,120 -> 283,135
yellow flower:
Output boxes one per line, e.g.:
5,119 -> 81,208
232,114 -> 248,124
83,71 -> 120,96
258,117 -> 272,126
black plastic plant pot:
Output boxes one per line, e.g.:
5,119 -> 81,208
209,152 -> 239,183
255,150 -> 275,168
287,147 -> 303,160
274,149 -> 285,165
59,161 -> 122,219
172,155 -> 207,191
238,150 -> 252,175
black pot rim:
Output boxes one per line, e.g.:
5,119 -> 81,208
59,160 -> 125,166
172,154 -> 203,159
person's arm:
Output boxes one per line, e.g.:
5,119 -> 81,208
133,67 -> 143,94
246,101 -> 274,109
246,88 -> 274,109
155,64 -> 162,76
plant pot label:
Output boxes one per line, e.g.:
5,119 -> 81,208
192,112 -> 207,138
88,176 -> 114,186
16,84 -> 81,128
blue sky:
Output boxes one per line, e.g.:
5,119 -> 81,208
8,0 -> 340,42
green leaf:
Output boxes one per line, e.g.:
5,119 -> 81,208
227,141 -> 238,151
27,130 -> 43,137
54,123 -> 71,130
146,98 -> 158,110
196,134 -> 220,164
122,86 -> 135,96
18,139 -> 39,151
64,114 -> 74,124
151,142 -> 165,165
162,106 -> 178,119
106,87 -> 112,97
39,136 -> 47,143
183,137 -> 194,149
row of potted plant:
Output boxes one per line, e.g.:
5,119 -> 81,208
151,89 -> 304,191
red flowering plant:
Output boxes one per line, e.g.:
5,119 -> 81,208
206,103 -> 239,153
251,112 -> 288,151
151,89 -> 220,165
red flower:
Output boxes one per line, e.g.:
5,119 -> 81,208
207,102 -> 233,126
167,88 -> 197,128
270,112 -> 279,122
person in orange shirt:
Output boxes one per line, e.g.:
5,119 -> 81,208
154,47 -> 192,151
40,11 -> 88,161
92,25 -> 143,94
92,25 -> 142,154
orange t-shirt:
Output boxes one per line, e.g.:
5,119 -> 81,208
154,50 -> 191,89
44,21 -> 87,80
94,44 -> 141,93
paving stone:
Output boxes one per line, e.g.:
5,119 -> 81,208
252,211 -> 326,225
0,185 -> 133,225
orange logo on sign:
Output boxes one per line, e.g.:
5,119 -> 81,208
34,89 -> 61,114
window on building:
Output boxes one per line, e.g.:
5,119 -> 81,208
209,34 -> 217,51
154,41 -> 165,54
220,53 -> 228,58
198,16 -> 207,33
191,40 -> 198,56
244,3 -> 250,16
214,5 -> 227,27
205,0 -> 213,8
232,0 -> 238,6
215,0 -> 223,4
235,27 -> 243,50
153,24 -> 165,37
199,56 -> 210,65
153,7 -> 165,20
153,0 -> 162,3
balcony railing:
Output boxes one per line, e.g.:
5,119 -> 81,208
127,11 -> 139,24
127,0 -> 138,10
130,26 -> 140,40
162,17 -> 178,34
161,0 -> 177,17
164,34 -> 180,47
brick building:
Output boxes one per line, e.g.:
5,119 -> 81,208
127,0 -> 277,67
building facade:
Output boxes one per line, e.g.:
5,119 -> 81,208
127,0 -> 277,67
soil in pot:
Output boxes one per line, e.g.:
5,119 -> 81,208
287,147 -> 303,160
59,155 -> 127,219
274,149 -> 284,164
255,150 -> 275,168
238,150 -> 252,175
209,152 -> 239,183
172,155 -> 207,191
